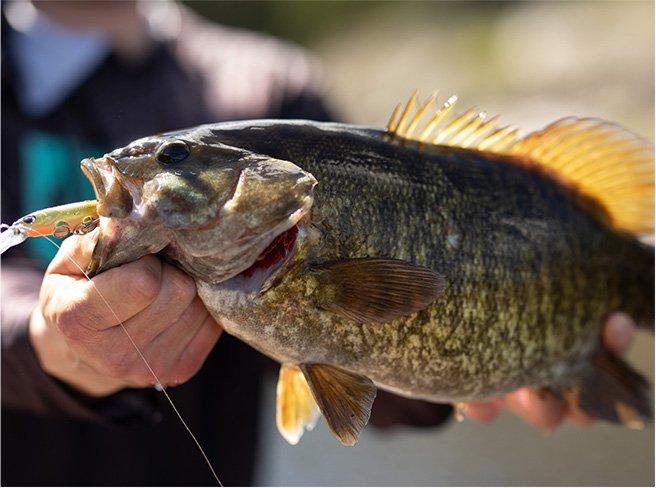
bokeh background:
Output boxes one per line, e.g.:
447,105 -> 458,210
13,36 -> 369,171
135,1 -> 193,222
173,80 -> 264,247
184,1 -> 655,486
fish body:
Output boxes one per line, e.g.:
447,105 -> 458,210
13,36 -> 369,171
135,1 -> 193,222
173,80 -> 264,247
195,121 -> 652,401
80,94 -> 654,445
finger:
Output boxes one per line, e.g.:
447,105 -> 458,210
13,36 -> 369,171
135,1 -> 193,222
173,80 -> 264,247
46,254 -> 162,334
151,297 -> 209,353
602,312 -> 636,354
561,389 -> 596,427
122,263 -> 197,343
504,388 -> 566,431
168,315 -> 222,385
460,401 -> 502,422
138,296 -> 210,381
46,231 -> 98,276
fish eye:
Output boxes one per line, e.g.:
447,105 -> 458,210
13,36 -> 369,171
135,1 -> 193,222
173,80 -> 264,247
156,140 -> 190,165
22,215 -> 36,225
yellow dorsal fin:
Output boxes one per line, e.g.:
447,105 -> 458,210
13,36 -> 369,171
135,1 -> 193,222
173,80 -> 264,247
507,118 -> 654,234
386,92 -> 654,235
386,91 -> 518,150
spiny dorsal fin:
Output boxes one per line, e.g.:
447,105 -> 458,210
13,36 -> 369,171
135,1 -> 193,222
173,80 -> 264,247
386,90 -> 519,151
386,91 -> 654,235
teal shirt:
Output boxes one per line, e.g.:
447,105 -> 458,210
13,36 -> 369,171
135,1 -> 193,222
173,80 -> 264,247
20,131 -> 102,265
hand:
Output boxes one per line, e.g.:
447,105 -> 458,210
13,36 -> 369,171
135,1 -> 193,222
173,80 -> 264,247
458,312 -> 637,430
29,231 -> 222,397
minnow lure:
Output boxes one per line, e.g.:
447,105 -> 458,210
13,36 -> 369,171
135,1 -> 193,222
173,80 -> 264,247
0,200 -> 99,254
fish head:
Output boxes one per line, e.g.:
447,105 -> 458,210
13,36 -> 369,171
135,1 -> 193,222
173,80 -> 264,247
81,127 -> 317,281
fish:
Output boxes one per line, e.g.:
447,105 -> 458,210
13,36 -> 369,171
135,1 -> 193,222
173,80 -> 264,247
74,91 -> 653,446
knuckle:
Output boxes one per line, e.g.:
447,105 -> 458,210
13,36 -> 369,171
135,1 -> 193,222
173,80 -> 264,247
128,260 -> 161,304
54,304 -> 91,342
168,266 -> 196,304
57,321 -> 85,344
174,357 -> 202,384
53,296 -> 104,337
102,351 -> 133,378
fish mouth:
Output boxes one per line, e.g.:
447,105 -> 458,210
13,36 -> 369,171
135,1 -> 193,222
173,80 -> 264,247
81,157 -> 108,202
81,157 -> 141,219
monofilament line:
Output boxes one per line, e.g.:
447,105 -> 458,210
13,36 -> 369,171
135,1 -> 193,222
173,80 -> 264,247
37,232 -> 223,486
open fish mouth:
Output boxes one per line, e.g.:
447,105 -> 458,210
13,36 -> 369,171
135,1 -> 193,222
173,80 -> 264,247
81,157 -> 109,203
81,157 -> 143,219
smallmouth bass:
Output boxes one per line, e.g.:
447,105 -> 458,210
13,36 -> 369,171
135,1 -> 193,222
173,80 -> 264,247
74,92 -> 653,445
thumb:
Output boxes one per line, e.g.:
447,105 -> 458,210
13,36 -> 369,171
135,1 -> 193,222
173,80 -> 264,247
46,229 -> 99,277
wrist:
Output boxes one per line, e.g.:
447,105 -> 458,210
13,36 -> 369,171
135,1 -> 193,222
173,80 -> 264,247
29,308 -> 124,397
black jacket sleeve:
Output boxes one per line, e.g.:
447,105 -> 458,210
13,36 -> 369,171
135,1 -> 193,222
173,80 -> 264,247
1,260 -> 160,424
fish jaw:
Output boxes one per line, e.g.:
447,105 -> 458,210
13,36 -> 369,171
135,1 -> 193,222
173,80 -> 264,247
81,155 -> 172,275
82,155 -> 155,224
86,216 -> 171,276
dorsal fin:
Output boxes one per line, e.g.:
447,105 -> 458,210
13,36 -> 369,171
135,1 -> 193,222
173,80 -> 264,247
386,91 -> 519,151
386,91 -> 654,235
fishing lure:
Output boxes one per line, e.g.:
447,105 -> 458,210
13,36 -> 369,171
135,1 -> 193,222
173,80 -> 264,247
0,200 -> 99,253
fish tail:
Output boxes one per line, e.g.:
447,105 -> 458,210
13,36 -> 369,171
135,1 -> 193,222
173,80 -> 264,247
554,241 -> 653,427
559,348 -> 652,429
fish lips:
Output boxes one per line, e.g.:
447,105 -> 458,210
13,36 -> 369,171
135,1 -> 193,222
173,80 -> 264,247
81,157 -> 106,201
81,157 -> 134,219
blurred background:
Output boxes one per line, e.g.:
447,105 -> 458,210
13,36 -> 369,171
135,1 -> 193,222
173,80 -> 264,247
190,0 -> 654,138
2,1 -> 653,486
184,1 -> 655,485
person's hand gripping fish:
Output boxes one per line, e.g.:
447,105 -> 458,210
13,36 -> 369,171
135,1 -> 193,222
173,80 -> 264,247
29,232 -> 222,397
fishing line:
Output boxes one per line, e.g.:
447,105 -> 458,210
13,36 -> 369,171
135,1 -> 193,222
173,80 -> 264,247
34,231 -> 223,486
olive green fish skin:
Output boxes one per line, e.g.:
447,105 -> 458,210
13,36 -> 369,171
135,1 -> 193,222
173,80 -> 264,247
192,121 -> 653,402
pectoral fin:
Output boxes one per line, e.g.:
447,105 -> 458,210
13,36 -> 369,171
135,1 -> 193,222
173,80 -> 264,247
276,364 -> 320,445
300,363 -> 377,446
310,258 -> 445,323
